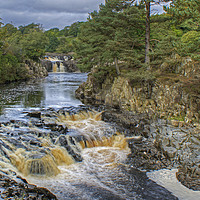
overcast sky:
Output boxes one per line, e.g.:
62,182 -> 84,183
0,0 -> 169,30
0,0 -> 105,30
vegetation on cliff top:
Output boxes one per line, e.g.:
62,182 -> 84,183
74,0 -> 200,88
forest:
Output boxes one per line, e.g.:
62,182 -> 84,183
0,0 -> 200,84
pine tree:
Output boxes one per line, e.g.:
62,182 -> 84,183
75,0 -> 145,73
141,0 -> 171,68
167,0 -> 200,22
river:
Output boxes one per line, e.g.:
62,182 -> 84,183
0,73 -> 198,200
0,73 -> 87,121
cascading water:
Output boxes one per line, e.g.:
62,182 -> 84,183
0,73 -> 198,200
44,55 -> 70,73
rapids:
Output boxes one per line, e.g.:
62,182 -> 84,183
0,73 -> 195,199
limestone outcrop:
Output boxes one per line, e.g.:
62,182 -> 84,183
76,68 -> 200,124
25,59 -> 48,79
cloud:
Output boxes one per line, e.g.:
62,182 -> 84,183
0,0 -> 169,29
0,0 -> 104,29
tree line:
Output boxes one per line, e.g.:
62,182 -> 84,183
0,0 -> 200,83
0,21 -> 81,83
75,0 -> 200,78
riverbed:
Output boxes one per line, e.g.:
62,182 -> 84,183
0,73 -> 199,200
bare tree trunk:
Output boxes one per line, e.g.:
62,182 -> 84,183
145,1 -> 150,68
115,57 -> 120,75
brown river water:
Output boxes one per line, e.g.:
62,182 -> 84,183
0,73 -> 199,200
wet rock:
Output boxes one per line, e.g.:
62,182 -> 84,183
177,168 -> 200,191
127,140 -> 173,171
56,135 -> 83,162
100,107 -> 200,190
170,120 -> 180,127
0,173 -> 57,199
25,59 -> 48,79
163,146 -> 177,159
27,111 -> 41,119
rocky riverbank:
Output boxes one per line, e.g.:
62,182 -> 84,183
75,64 -> 200,191
101,108 -> 200,191
25,59 -> 48,79
0,172 -> 57,200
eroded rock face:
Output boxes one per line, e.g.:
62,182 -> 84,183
150,120 -> 200,190
76,74 -> 199,123
25,60 -> 48,79
102,108 -> 200,191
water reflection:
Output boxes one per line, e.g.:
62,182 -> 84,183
0,73 -> 87,119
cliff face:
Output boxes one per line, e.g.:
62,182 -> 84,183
76,73 -> 200,124
25,59 -> 48,79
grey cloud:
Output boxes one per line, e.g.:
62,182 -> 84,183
0,0 -> 104,29
33,0 -> 105,13
1,0 -> 104,13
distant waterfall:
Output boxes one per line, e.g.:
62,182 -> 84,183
52,62 -> 58,72
59,62 -> 65,72
44,55 -> 67,73
52,61 -> 65,72
42,54 -> 79,73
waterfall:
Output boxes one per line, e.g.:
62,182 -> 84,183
45,55 -> 65,73
59,62 -> 65,72
0,110 -> 130,177
52,62 -> 58,72
43,54 -> 78,73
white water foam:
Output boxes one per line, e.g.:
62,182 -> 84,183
147,169 -> 200,200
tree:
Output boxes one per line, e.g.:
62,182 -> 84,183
167,0 -> 200,22
68,22 -> 83,37
19,29 -> 48,61
141,0 -> 171,68
18,23 -> 42,34
45,34 -> 59,52
0,21 -> 28,83
75,0 -> 145,73
2,23 -> 17,36
165,0 -> 200,61
145,0 -> 151,66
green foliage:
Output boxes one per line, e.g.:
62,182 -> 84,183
0,53 -> 28,84
122,66 -> 156,87
149,14 -> 178,68
179,18 -> 200,32
44,23 -> 82,54
167,0 -> 200,22
18,23 -> 42,34
56,37 -> 75,53
0,22 -> 47,83
68,22 -> 83,37
75,0 -> 145,72
19,29 -> 48,61
179,31 -> 200,59
93,65 -> 116,85
45,34 -> 59,52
